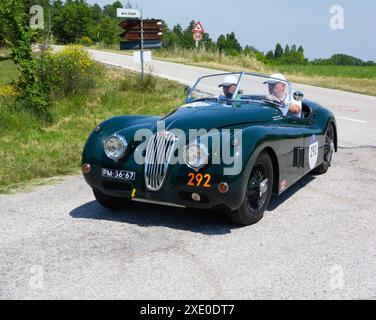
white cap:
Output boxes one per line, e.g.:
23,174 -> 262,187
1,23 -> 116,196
219,75 -> 238,87
263,73 -> 287,85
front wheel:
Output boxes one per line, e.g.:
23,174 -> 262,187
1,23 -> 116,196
93,189 -> 131,210
227,152 -> 274,226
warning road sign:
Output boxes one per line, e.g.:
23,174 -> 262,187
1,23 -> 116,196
192,21 -> 205,33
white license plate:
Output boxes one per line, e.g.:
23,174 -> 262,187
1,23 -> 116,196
101,168 -> 136,181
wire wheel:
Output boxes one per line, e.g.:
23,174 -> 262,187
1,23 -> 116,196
227,151 -> 273,226
324,124 -> 335,164
246,164 -> 269,212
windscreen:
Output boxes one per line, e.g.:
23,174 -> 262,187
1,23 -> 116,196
189,73 -> 241,101
189,73 -> 293,104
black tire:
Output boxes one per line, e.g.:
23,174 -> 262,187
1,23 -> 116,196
93,189 -> 131,210
227,152 -> 274,226
312,124 -> 335,175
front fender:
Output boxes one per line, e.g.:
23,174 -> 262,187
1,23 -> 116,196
82,115 -> 160,165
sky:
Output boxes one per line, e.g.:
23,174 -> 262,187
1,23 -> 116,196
87,0 -> 376,61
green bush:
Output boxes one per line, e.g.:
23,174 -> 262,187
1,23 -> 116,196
79,36 -> 93,47
39,45 -> 103,96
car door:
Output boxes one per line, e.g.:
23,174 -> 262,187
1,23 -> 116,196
277,115 -> 307,187
284,113 -> 324,177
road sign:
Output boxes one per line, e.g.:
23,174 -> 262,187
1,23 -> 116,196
117,7 -> 163,81
193,32 -> 203,42
120,32 -> 162,41
120,40 -> 162,50
119,19 -> 163,30
119,19 -> 163,41
192,21 -> 204,33
116,8 -> 141,19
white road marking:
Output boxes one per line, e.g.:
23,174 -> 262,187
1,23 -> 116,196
337,116 -> 367,124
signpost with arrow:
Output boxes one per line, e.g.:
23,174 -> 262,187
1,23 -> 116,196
117,3 -> 163,80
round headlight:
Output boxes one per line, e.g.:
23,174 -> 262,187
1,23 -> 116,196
104,134 -> 128,161
184,143 -> 209,170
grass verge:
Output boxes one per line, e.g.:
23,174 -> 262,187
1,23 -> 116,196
0,59 -> 185,193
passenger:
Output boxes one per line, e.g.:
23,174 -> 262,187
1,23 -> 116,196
218,75 -> 238,99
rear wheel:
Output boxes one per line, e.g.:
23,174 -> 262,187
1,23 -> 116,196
93,189 -> 131,210
313,124 -> 335,175
228,152 -> 274,226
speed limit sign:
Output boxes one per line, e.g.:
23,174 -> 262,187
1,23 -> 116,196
193,32 -> 203,42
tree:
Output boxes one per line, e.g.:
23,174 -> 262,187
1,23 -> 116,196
217,34 -> 227,52
0,0 -> 50,117
103,1 -> 122,18
91,3 -> 102,23
201,32 -> 216,50
244,45 -> 259,55
181,20 -> 196,49
330,53 -> 363,66
265,50 -> 274,60
216,32 -> 242,54
274,43 -> 283,59
172,24 -> 183,36
0,17 -> 5,47
284,45 -> 290,54
226,32 -> 242,53
54,0 -> 95,43
99,16 -> 117,46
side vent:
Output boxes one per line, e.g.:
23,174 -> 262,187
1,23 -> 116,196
293,147 -> 305,168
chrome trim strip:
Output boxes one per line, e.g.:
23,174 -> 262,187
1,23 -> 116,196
132,198 -> 186,208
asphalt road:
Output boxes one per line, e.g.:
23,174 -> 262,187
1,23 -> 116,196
1,49 -> 375,299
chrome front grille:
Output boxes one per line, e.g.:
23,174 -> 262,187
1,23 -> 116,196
145,131 -> 176,191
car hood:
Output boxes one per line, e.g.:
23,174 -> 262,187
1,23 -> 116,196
160,102 -> 280,131
115,102 -> 280,141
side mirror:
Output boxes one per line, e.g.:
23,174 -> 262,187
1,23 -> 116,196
293,91 -> 304,101
184,85 -> 191,95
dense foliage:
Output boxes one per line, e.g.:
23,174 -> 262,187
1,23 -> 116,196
0,0 -> 51,119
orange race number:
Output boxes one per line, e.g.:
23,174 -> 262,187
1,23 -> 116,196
187,173 -> 211,188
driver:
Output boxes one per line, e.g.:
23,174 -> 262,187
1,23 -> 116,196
264,73 -> 301,117
218,75 -> 238,99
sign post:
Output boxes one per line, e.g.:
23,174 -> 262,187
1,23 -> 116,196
140,9 -> 144,81
117,7 -> 148,80
192,21 -> 205,48
118,8 -> 163,80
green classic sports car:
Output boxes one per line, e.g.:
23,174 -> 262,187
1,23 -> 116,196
82,72 -> 337,226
